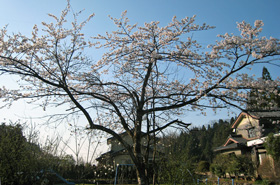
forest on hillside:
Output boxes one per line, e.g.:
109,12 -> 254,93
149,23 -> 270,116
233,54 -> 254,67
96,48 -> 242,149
161,118 -> 235,163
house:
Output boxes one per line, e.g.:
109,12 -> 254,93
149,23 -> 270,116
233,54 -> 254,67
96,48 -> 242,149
214,110 -> 280,166
96,131 -> 162,168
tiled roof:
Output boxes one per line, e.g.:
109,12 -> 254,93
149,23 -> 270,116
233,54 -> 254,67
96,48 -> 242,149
214,143 -> 239,152
232,110 -> 280,128
214,135 -> 248,152
228,135 -> 247,145
248,111 -> 280,118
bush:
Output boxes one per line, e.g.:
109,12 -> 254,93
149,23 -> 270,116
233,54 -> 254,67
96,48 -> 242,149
197,161 -> 210,173
158,158 -> 196,184
211,154 -> 254,179
210,154 -> 228,177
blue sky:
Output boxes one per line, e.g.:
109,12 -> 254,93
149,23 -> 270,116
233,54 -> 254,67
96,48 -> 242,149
0,0 -> 279,154
1,1 -> 279,38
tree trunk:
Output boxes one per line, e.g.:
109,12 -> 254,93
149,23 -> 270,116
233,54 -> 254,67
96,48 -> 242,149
135,164 -> 150,185
133,128 -> 150,185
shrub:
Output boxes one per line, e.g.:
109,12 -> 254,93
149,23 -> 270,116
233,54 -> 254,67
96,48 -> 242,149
197,161 -> 210,173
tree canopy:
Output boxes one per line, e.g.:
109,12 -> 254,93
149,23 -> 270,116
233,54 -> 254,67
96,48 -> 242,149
0,2 -> 279,184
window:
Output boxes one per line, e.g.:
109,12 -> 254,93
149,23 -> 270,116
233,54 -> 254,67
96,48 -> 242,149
248,128 -> 257,138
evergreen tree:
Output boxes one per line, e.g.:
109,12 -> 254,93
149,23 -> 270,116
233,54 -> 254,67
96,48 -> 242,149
212,119 -> 232,148
262,67 -> 272,81
248,67 -> 280,110
0,124 -> 40,184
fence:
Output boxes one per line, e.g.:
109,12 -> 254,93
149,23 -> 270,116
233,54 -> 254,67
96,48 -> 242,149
196,177 -> 256,185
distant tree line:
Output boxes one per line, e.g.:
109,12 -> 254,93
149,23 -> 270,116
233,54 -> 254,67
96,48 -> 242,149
161,118 -> 234,162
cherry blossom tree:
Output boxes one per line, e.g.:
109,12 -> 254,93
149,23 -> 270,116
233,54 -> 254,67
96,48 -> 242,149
0,2 -> 279,184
